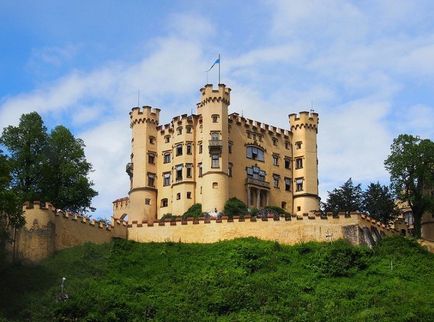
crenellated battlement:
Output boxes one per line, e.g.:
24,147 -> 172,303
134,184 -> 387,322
198,84 -> 231,108
229,113 -> 291,137
130,106 -> 161,127
289,111 -> 319,131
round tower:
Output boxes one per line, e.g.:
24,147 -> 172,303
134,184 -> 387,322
198,84 -> 231,213
289,111 -> 320,215
128,106 -> 160,223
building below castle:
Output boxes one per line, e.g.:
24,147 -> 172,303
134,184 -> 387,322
113,84 -> 320,224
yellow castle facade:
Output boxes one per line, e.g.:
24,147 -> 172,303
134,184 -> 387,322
113,84 -> 320,223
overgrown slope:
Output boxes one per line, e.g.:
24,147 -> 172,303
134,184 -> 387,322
1,237 -> 433,321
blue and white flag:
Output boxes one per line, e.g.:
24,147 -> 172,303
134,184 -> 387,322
208,57 -> 220,71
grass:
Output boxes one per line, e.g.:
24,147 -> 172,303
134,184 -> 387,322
0,236 -> 433,321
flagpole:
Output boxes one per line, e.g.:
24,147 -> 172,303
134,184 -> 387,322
218,53 -> 221,84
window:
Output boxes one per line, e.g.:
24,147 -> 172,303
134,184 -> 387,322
147,173 -> 155,187
161,198 -> 168,207
285,141 -> 290,150
211,154 -> 220,168
177,127 -> 183,135
176,144 -> 183,156
199,143 -> 203,154
211,132 -> 220,140
186,126 -> 192,133
163,172 -> 171,186
246,166 -> 266,181
186,163 -> 192,178
295,141 -> 302,149
212,114 -> 220,123
198,163 -> 203,177
187,192 -> 192,199
247,132 -> 251,139
228,142 -> 232,154
297,206 -> 301,211
272,154 -> 279,166
164,135 -> 170,143
281,201 -> 287,209
246,146 -> 264,161
200,125 -> 203,133
176,164 -> 183,181
176,193 -> 181,200
212,182 -> 218,189
186,143 -> 192,155
149,136 -> 155,144
272,137 -> 278,146
285,177 -> 291,191
273,174 -> 280,188
284,158 -> 291,169
295,158 -> 303,169
228,163 -> 233,177
148,153 -> 155,164
145,198 -> 151,205
164,153 -> 171,164
296,178 -> 304,191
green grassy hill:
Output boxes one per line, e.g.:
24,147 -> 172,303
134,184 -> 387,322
1,237 -> 433,321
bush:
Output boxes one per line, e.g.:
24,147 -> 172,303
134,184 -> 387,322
182,204 -> 202,219
224,198 -> 248,218
248,207 -> 259,217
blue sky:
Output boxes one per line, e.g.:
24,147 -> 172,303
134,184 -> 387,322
1,0 -> 434,218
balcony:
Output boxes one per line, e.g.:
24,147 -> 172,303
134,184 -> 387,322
246,177 -> 270,189
208,139 -> 223,153
126,162 -> 133,177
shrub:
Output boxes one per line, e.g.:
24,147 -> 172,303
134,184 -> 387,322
182,204 -> 202,219
248,207 -> 259,217
224,198 -> 248,218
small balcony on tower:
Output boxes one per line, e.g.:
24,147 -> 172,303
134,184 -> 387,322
208,139 -> 223,154
126,162 -> 133,177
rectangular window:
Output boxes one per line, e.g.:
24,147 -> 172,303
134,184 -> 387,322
285,177 -> 291,191
147,173 -> 155,187
211,154 -> 220,168
176,144 -> 183,156
186,126 -> 192,133
199,143 -> 203,154
186,143 -> 192,155
295,158 -> 303,169
296,178 -> 304,191
285,141 -> 290,150
272,138 -> 278,146
148,154 -> 155,164
161,198 -> 168,207
273,174 -> 280,188
164,135 -> 170,143
285,158 -> 291,169
187,192 -> 192,199
163,172 -> 171,186
176,164 -> 183,181
145,198 -> 151,205
281,201 -> 287,209
211,132 -> 220,140
228,142 -> 232,154
176,193 -> 181,200
149,136 -> 155,144
164,153 -> 171,164
273,154 -> 279,166
246,146 -> 264,161
177,127 -> 183,135
198,163 -> 203,177
186,164 -> 192,178
228,163 -> 233,177
295,141 -> 302,149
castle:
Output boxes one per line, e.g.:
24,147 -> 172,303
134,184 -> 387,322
113,84 -> 320,223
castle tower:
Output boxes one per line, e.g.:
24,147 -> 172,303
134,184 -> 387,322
128,106 -> 160,223
198,84 -> 231,212
289,111 -> 320,215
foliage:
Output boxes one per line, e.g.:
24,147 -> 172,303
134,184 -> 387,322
0,112 -> 97,212
182,203 -> 202,219
224,197 -> 248,218
0,237 -> 433,321
323,178 -> 363,213
385,134 -> 434,237
362,182 -> 398,224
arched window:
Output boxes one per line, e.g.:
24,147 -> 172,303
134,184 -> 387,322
246,145 -> 264,161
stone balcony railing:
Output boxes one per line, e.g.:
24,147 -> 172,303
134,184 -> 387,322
246,177 -> 270,189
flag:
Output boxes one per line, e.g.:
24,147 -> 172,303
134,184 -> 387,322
208,57 -> 220,71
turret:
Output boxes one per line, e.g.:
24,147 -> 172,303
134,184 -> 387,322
289,111 -> 320,215
128,106 -> 160,223
199,84 -> 231,212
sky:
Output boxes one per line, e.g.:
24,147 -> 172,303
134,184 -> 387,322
1,0 -> 434,218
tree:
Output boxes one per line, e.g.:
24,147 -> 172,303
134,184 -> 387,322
362,182 -> 398,224
41,126 -> 97,212
0,112 -> 48,202
1,112 -> 97,213
0,151 -> 24,262
384,134 -> 434,238
323,178 -> 363,214
224,197 -> 248,218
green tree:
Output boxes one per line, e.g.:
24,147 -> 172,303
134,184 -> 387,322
42,126 -> 97,212
384,134 -> 434,238
362,182 -> 398,224
0,151 -> 24,262
0,112 -> 48,202
323,178 -> 363,214
224,197 -> 248,218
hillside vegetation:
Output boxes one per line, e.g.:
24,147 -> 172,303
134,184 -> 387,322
1,237 -> 433,321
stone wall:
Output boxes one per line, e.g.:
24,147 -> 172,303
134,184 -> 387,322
128,212 -> 395,246
11,202 -> 127,262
